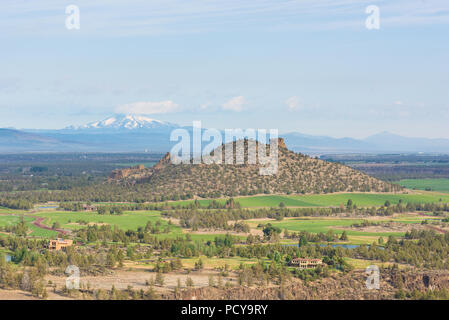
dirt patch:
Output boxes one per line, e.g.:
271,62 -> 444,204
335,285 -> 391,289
45,269 -> 236,294
0,289 -> 39,300
87,222 -> 109,227
31,216 -> 71,235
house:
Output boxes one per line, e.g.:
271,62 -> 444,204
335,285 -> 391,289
290,258 -> 323,269
49,239 -> 73,251
82,204 -> 96,211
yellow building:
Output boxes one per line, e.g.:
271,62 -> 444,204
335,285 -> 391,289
49,239 -> 73,251
290,258 -> 323,269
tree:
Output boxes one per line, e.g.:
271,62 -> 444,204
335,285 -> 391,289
155,272 -> 165,286
106,252 -> 116,268
52,222 -> 61,230
298,235 -> 308,247
195,258 -> 204,270
262,224 -> 281,240
185,277 -> 194,287
346,199 -> 353,209
208,275 -> 215,287
340,231 -> 348,241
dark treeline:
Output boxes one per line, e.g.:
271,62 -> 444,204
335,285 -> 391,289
0,153 -> 163,192
342,230 -> 449,269
0,198 -> 33,210
321,154 -> 449,181
58,198 -> 240,213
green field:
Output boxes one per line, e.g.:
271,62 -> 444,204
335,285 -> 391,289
397,179 -> 449,193
286,192 -> 449,207
0,215 -> 58,237
258,218 -> 404,237
2,190 -> 449,241
31,210 -> 239,242
167,192 -> 449,208
0,215 -> 24,227
248,214 -> 439,244
0,207 -> 26,214
34,210 -> 175,232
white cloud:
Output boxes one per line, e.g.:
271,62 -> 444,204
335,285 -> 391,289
222,96 -> 245,112
285,96 -> 301,110
115,100 -> 179,114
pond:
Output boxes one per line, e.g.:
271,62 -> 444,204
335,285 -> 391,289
37,205 -> 58,209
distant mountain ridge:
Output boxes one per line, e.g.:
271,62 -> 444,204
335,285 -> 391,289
1,114 -> 449,153
0,128 -> 84,152
283,131 -> 449,154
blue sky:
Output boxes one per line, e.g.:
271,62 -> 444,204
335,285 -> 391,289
0,0 -> 448,138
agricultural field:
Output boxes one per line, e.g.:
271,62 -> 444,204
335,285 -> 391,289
247,214 -> 444,245
0,214 -> 57,237
166,191 -> 449,208
2,190 -> 449,243
20,210 -> 232,242
33,210 -> 165,231
397,179 -> 449,193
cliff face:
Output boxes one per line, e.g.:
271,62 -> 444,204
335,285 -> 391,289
109,164 -> 146,180
172,270 -> 449,300
152,152 -> 172,171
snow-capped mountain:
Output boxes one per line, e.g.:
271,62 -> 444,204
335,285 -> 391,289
66,114 -> 179,131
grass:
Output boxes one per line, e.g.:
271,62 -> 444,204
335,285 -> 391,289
0,215 -> 58,238
247,215 -> 438,244
0,207 -> 26,214
264,218 -> 405,237
30,210 -> 238,242
3,190 -> 448,242
0,215 -> 24,227
158,192 -> 449,208
34,210 -> 178,232
286,192 -> 449,207
397,179 -> 449,193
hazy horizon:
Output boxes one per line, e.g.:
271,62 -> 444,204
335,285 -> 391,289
3,113 -> 447,141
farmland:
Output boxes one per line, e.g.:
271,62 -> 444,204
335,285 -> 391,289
1,189 -> 447,246
163,191 -> 449,208
34,210 -> 169,231
248,214 -> 444,244
1,190 -> 449,300
397,179 -> 449,193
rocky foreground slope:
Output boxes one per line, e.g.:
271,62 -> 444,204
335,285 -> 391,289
174,269 -> 449,300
